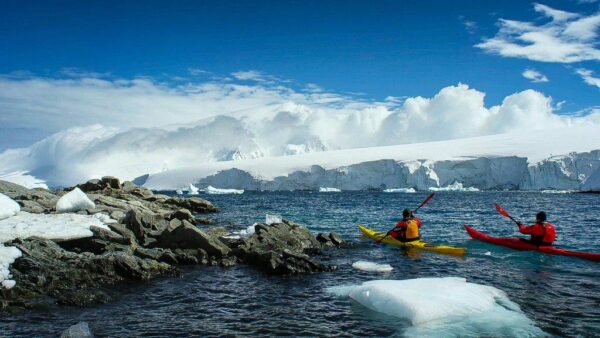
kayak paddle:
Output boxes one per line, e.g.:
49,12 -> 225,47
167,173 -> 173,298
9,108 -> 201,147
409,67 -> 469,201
376,192 -> 435,244
495,203 -> 522,226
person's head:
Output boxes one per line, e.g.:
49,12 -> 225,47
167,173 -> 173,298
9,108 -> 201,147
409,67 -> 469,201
402,209 -> 412,219
536,211 -> 547,223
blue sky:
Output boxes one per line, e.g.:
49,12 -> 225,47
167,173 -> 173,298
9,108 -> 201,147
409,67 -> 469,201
1,0 -> 598,111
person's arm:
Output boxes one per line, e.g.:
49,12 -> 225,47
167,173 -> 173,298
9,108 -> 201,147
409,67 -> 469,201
519,224 -> 544,236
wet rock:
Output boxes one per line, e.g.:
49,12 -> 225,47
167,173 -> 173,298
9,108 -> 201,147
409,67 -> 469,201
316,232 -> 345,247
60,321 -> 94,338
234,220 -> 336,275
159,221 -> 231,257
206,227 -> 229,238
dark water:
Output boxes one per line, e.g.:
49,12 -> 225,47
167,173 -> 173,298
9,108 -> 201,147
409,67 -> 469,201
2,191 -> 599,337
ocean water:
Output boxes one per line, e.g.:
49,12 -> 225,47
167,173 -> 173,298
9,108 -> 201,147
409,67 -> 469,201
2,191 -> 599,337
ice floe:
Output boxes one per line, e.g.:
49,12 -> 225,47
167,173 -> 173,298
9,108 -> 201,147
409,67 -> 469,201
352,261 -> 393,272
0,193 -> 20,220
203,186 -> 244,194
383,188 -> 416,193
319,187 -> 341,192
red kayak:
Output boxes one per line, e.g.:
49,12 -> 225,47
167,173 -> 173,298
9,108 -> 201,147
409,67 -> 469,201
465,225 -> 600,262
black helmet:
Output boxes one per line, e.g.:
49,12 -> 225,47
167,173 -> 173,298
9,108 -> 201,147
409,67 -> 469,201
402,209 -> 412,218
536,211 -> 547,222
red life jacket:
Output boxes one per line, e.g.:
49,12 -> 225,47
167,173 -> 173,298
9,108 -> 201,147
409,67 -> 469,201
520,222 -> 556,244
542,222 -> 556,243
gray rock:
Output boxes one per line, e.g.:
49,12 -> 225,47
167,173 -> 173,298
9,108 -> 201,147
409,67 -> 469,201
0,179 -> 30,198
60,321 -> 94,338
101,176 -> 121,189
169,209 -> 194,222
121,181 -> 137,192
18,200 -> 46,213
165,196 -> 219,213
159,221 -> 231,257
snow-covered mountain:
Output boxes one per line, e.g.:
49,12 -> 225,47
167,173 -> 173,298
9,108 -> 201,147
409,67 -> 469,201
142,125 -> 600,191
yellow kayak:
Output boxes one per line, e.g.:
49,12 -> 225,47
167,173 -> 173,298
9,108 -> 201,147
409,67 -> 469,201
358,225 -> 466,256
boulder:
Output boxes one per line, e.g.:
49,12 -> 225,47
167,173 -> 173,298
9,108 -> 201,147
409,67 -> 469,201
159,221 -> 231,257
169,209 -> 194,222
101,176 -> 121,189
0,180 -> 30,198
165,197 -> 219,213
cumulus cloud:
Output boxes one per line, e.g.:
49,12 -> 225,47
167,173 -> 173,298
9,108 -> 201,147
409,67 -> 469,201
522,69 -> 549,82
576,68 -> 600,87
1,71 -> 599,186
476,3 -> 600,63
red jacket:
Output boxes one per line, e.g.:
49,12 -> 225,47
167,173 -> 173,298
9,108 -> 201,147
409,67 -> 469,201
519,222 -> 556,244
395,217 -> 422,229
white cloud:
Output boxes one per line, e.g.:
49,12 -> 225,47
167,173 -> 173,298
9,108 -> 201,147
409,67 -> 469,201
476,4 -> 600,63
576,68 -> 600,87
459,16 -> 478,34
522,69 -> 549,82
1,72 -> 599,186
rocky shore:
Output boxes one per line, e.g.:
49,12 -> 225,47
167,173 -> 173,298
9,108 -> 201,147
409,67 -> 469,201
0,177 -> 345,311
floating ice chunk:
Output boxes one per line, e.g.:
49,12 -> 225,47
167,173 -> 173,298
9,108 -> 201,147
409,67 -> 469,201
56,188 -> 95,213
188,183 -> 200,195
0,193 -> 20,220
429,182 -> 479,192
319,187 -> 341,192
326,277 -> 544,337
203,186 -> 244,195
0,171 -> 48,190
0,244 -> 22,289
484,251 -> 492,256
265,214 -> 282,225
0,211 -> 110,243
541,190 -> 574,194
383,188 -> 416,193
176,189 -> 184,195
352,261 -> 393,272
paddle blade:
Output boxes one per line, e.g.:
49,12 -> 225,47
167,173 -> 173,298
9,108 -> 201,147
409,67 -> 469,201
415,193 -> 435,212
495,203 -> 510,218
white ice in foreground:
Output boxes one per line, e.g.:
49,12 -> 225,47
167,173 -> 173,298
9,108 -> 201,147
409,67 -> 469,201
0,211 -> 110,243
383,188 -> 416,193
0,171 -> 48,190
352,261 -> 393,272
429,182 -> 479,192
0,243 -> 21,289
203,186 -> 244,195
188,183 -> 199,195
326,277 -> 544,337
0,193 -> 20,220
55,188 -> 95,213
319,187 -> 341,192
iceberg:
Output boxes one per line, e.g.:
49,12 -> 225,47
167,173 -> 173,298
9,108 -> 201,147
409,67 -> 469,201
55,188 -> 95,213
327,277 -> 544,337
383,188 -> 416,193
582,166 -> 600,192
203,185 -> 244,195
0,193 -> 20,220
188,183 -> 199,195
352,261 -> 393,272
319,187 -> 341,192
429,182 -> 479,192
540,190 -> 575,194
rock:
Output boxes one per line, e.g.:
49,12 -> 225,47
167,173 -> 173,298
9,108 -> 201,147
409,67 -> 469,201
60,321 -> 94,338
206,227 -> 229,238
0,179 -> 30,199
165,197 -> 219,213
122,209 -> 162,243
121,181 -> 137,192
195,218 -> 214,225
169,209 -> 194,222
77,179 -> 103,192
110,210 -> 126,222
17,200 -> 45,213
234,220 -> 336,275
101,176 -> 121,189
316,232 -> 345,247
159,221 -> 231,257
16,190 -> 58,209
134,247 -> 178,265
107,223 -> 137,244
3,237 -> 175,310
57,290 -> 112,306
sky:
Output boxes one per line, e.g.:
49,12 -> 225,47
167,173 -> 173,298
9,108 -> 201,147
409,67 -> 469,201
0,0 -> 599,150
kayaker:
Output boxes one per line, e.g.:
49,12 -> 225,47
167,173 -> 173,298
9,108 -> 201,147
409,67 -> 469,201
519,211 -> 556,246
387,208 -> 422,242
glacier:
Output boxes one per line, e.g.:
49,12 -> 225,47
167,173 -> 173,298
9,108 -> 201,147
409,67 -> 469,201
143,126 -> 600,191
